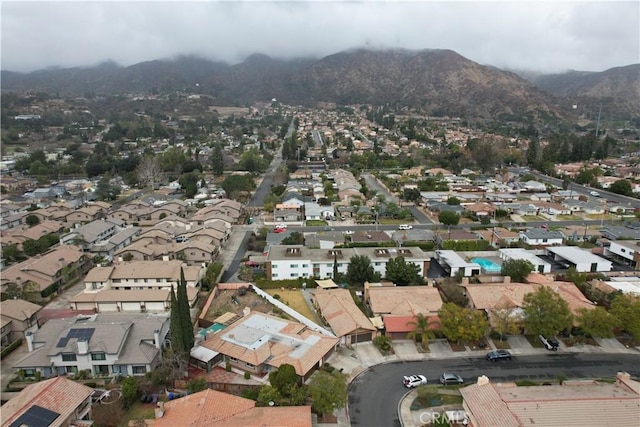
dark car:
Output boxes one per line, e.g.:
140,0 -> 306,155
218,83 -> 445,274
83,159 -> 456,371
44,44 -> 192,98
440,372 -> 464,385
486,349 -> 512,361
539,335 -> 560,351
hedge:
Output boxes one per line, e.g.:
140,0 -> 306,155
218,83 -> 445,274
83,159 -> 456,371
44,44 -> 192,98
1,339 -> 23,360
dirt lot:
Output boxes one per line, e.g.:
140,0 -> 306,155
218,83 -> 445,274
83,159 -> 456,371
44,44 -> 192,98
265,289 -> 318,322
204,288 -> 272,320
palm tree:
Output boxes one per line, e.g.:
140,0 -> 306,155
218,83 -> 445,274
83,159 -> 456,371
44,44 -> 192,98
406,314 -> 439,350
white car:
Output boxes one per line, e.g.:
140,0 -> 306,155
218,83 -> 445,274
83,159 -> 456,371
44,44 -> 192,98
343,230 -> 354,235
398,224 -> 413,230
275,223 -> 288,229
590,191 -> 601,197
403,375 -> 428,388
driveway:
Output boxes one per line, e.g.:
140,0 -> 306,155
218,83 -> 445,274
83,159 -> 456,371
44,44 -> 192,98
393,340 -> 420,358
352,342 -> 387,368
506,335 -> 537,354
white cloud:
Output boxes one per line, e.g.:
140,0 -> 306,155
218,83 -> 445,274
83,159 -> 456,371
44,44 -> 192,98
1,0 -> 638,73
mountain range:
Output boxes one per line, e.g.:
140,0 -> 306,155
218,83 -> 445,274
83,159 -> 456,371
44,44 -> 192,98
2,49 -> 638,121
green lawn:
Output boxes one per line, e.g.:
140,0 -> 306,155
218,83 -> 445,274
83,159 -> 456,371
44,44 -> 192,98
521,215 -> 546,221
119,404 -> 156,427
556,215 -> 584,221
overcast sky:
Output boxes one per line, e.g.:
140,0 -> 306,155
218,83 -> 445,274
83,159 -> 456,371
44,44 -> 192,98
2,1 -> 639,73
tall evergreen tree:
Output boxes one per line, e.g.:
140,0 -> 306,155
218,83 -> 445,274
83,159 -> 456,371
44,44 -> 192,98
177,268 -> 194,352
211,144 -> 224,176
169,285 -> 184,354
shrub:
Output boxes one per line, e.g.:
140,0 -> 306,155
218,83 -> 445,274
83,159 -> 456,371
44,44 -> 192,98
225,362 -> 232,372
244,372 -> 251,380
373,335 -> 392,352
273,294 -> 281,300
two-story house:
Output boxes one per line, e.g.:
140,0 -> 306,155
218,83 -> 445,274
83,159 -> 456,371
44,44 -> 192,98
15,313 -> 170,378
0,299 -> 42,347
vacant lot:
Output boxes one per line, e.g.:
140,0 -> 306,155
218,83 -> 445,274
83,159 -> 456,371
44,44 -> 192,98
265,289 -> 318,322
205,288 -> 271,321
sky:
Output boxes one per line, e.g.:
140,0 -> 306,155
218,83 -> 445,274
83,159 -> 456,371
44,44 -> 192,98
1,0 -> 639,73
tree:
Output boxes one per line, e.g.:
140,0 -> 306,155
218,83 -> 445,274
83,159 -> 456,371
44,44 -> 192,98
95,174 -> 120,201
522,287 -> 573,337
177,268 -> 194,352
438,211 -> 460,226
439,302 -> 489,345
257,385 -> 282,407
269,364 -> 298,397
609,179 -> 633,196
385,256 -> 423,286
406,314 -> 438,349
25,214 -> 40,227
136,156 -> 161,189
2,244 -> 21,262
576,307 -> 617,338
446,196 -> 460,205
346,255 -> 375,286
121,377 -> 140,409
221,174 -> 256,200
211,144 -> 224,176
490,301 -> 523,340
186,377 -> 207,393
22,239 -> 41,257
169,285 -> 184,355
281,231 -> 304,245
500,259 -> 534,282
308,371 -> 347,417
610,294 -> 640,341
178,171 -> 201,198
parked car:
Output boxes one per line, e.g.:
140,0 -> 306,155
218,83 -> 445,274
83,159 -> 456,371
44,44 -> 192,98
343,230 -> 354,235
276,223 -> 288,229
590,191 -> 601,197
486,349 -> 512,361
539,335 -> 560,351
398,224 -> 413,230
440,372 -> 464,385
403,375 -> 428,388
273,227 -> 287,233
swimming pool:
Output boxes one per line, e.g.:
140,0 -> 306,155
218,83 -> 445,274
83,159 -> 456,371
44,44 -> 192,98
198,322 -> 227,337
472,257 -> 502,273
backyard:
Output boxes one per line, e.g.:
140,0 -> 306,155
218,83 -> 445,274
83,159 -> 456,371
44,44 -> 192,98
265,289 -> 318,322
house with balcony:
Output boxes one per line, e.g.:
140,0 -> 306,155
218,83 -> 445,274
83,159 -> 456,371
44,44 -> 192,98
604,240 -> 640,269
1,377 -> 93,427
0,299 -> 42,348
0,246 -> 92,301
15,313 -> 169,378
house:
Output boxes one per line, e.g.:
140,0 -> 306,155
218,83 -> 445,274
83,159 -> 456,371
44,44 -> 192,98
14,313 -> 170,378
522,180 -> 547,192
199,312 -> 338,380
0,299 -> 41,347
476,227 -> 520,248
1,220 -> 65,249
518,229 -> 564,246
545,246 -> 612,272
303,201 -> 333,220
82,260 -> 204,293
601,224 -> 640,241
0,376 -> 93,427
604,240 -> 640,269
114,238 -> 218,264
311,288 -> 377,345
435,229 -> 481,246
499,248 -> 551,273
460,373 -> 640,427
60,219 -> 140,258
365,284 -> 443,340
149,389 -> 312,427
558,225 -> 601,243
0,246 -> 92,300
463,202 -> 495,217
434,250 -> 481,277
265,246 -> 431,281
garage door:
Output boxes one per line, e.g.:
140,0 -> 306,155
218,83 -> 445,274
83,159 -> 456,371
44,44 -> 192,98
352,332 -> 372,343
99,303 -> 118,312
146,302 -> 166,312
122,302 -> 141,312
389,332 -> 408,341
73,302 -> 96,311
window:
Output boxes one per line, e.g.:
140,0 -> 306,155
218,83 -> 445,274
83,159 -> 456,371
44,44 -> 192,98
272,265 -> 278,269
24,369 -> 36,377
326,263 -> 332,267
113,279 -> 121,283
133,279 -> 138,283
272,274 -> 278,278
62,353 -> 77,362
144,279 -> 148,283
93,365 -> 109,375
302,264 -> 308,268
229,357 -> 239,363
132,365 -> 147,374
290,264 -> 298,268
290,273 -> 299,278
66,366 -> 78,374
112,365 -> 125,374
246,362 -> 255,368
91,352 -> 106,361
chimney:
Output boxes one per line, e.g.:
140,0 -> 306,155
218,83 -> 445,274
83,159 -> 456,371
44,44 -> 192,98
155,401 -> 165,419
58,258 -> 66,269
504,276 -> 511,284
242,307 -> 251,317
162,255 -> 169,262
186,223 -> 191,231
153,329 -> 161,349
26,331 -> 34,352
477,375 -> 490,386
77,339 -> 89,355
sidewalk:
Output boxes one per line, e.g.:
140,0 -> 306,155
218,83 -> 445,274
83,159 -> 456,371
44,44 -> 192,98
326,335 -> 640,427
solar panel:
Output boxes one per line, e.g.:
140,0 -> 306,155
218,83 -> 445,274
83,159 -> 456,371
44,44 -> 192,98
11,404 -> 60,427
55,328 -> 95,348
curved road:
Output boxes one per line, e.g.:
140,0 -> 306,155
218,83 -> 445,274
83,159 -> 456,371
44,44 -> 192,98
348,353 -> 640,426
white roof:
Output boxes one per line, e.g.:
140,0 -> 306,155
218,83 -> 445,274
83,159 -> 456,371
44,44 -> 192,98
437,250 -> 481,268
190,345 -> 219,362
603,281 -> 640,295
499,248 -> 551,267
546,246 -> 612,265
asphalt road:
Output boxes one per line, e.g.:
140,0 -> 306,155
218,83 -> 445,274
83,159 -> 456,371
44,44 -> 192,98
348,353 -> 640,427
